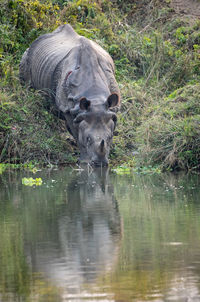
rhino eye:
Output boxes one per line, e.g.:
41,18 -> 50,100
107,135 -> 112,142
87,137 -> 92,144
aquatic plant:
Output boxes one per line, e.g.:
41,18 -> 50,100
22,177 -> 43,186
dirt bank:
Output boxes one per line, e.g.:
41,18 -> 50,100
171,0 -> 200,17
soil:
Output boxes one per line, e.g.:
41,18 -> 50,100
171,0 -> 200,17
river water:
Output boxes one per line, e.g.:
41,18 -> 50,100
0,167 -> 200,302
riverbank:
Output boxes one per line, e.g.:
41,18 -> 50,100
1,0 -> 199,171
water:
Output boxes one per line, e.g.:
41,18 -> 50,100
0,167 -> 200,302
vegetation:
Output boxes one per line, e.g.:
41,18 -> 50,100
0,0 -> 200,171
22,177 -> 43,186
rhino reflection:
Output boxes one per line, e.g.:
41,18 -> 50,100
27,168 -> 121,290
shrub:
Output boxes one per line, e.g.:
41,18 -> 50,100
135,84 -> 200,170
0,0 -> 200,170
0,85 -> 77,164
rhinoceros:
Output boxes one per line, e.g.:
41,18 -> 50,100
19,24 -> 120,166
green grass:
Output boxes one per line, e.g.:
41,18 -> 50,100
1,0 -> 200,171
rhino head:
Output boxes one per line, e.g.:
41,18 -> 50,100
72,93 -> 119,166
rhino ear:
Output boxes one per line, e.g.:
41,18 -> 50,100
106,93 -> 119,108
79,97 -> 91,111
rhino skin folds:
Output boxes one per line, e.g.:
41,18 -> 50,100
20,24 -> 120,166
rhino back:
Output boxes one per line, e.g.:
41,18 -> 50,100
26,24 -> 80,90
20,24 -> 120,110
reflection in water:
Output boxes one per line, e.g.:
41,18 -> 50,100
0,169 -> 200,301
103,172 -> 200,301
25,167 -> 121,299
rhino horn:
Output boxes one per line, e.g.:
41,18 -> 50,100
100,139 -> 105,153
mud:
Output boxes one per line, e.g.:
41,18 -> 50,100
171,0 -> 200,17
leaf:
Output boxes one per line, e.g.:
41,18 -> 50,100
22,177 -> 43,186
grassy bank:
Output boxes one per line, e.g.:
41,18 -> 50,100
0,0 -> 200,170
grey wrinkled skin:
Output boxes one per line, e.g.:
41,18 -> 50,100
19,24 -> 120,166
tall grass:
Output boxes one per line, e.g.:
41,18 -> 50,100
0,0 -> 200,170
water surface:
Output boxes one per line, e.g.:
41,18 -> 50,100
0,167 -> 200,301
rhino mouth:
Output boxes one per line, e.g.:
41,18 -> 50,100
91,159 -> 109,167
78,158 -> 108,167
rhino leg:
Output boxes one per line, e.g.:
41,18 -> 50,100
64,112 -> 78,140
19,48 -> 32,86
